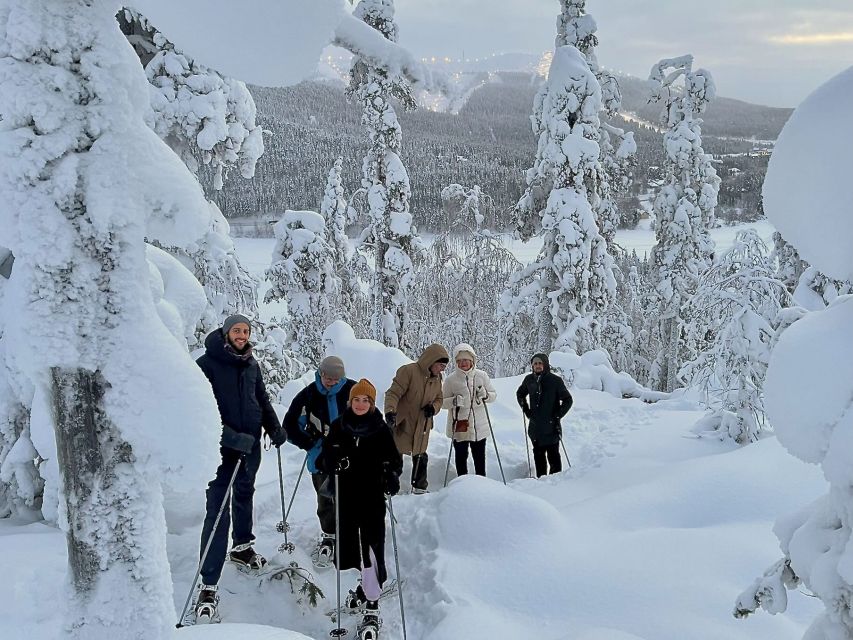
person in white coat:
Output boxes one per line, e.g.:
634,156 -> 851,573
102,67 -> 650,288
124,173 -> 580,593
442,343 -> 497,477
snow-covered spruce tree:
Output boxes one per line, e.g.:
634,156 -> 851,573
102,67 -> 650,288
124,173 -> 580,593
265,210 -> 339,366
555,0 -> 636,247
0,2 -> 221,637
680,230 -> 789,444
347,0 -> 422,351
501,45 -> 615,357
118,9 -> 262,346
646,55 -> 720,392
321,156 -> 366,329
734,65 -> 853,639
117,8 -> 264,190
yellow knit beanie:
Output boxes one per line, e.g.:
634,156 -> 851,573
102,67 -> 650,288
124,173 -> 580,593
349,378 -> 377,405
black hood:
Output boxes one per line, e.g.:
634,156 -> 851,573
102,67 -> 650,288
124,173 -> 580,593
204,328 -> 253,366
531,352 -> 551,373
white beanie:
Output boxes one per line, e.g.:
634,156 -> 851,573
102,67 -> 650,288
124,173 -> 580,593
453,343 -> 477,364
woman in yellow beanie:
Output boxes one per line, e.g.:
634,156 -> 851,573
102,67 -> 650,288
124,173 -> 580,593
317,378 -> 402,635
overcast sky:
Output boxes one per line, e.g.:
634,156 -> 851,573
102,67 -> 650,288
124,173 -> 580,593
390,0 -> 853,107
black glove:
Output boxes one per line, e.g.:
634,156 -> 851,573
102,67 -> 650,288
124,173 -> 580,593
305,414 -> 330,440
269,426 -> 287,448
383,470 -> 401,496
322,442 -> 349,473
385,412 -> 397,430
221,425 -> 256,455
422,404 -> 436,419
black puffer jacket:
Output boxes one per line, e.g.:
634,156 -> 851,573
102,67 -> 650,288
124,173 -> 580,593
196,329 -> 280,440
516,353 -> 573,447
317,408 -> 402,583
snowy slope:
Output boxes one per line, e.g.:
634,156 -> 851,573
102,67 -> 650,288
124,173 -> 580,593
1,223 -> 825,640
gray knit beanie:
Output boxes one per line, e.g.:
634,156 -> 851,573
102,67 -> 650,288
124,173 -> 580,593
319,355 -> 346,379
222,314 -> 252,335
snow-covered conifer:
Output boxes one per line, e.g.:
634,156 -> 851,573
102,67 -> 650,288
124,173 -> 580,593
0,3 -> 221,636
320,157 -> 365,329
118,9 -> 264,190
680,230 -> 789,444
347,0 -> 422,350
501,46 -> 615,357
265,210 -> 338,366
769,231 -> 805,295
647,55 -> 720,392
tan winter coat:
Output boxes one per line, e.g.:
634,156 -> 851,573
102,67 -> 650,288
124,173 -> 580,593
443,366 -> 497,443
384,343 -> 449,455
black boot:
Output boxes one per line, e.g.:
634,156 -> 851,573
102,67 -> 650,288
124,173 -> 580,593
411,452 -> 429,493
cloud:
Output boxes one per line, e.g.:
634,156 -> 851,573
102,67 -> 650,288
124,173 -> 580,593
768,31 -> 853,45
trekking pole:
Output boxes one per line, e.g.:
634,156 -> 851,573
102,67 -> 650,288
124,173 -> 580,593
522,413 -> 533,478
480,386 -> 506,485
443,437 -> 453,488
176,457 -> 243,628
387,495 -> 408,640
284,453 -> 308,522
560,436 -> 572,468
275,448 -> 295,553
330,468 -> 346,638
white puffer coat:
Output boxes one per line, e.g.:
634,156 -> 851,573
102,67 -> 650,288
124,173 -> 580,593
442,343 -> 497,442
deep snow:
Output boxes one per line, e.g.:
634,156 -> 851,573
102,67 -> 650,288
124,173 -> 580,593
0,218 -> 827,640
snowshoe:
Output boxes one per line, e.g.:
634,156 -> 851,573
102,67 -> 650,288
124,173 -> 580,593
311,534 -> 335,569
229,543 -> 268,575
357,603 -> 381,640
411,487 -> 429,495
325,579 -> 404,619
194,584 -> 220,624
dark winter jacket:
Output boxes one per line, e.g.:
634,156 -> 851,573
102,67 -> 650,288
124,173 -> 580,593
516,353 -> 573,447
283,373 -> 356,473
196,329 -> 281,444
317,407 -> 402,583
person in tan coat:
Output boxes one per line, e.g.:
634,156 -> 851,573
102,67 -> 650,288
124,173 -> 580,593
384,343 -> 450,493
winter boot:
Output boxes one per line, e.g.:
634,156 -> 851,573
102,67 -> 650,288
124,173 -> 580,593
357,600 -> 381,640
194,584 -> 220,624
228,543 -> 267,574
411,487 -> 429,495
311,533 -> 335,569
345,583 -> 368,613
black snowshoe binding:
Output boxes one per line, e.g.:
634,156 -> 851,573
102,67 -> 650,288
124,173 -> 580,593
357,601 -> 381,640
194,584 -> 220,624
311,534 -> 335,569
228,543 -> 268,574
345,584 -> 368,613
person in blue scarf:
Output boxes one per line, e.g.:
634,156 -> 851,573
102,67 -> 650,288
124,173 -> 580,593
284,355 -> 355,567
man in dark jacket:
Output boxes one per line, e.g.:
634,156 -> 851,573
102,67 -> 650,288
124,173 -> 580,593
283,355 -> 355,567
194,314 -> 286,621
516,353 -> 573,477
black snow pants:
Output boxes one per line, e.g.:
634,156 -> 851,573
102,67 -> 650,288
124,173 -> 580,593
200,443 -> 262,585
311,471 -> 336,535
411,452 -> 429,490
532,442 -> 561,477
453,439 -> 486,477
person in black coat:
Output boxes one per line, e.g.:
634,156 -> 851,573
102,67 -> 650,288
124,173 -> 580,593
317,378 -> 402,621
194,314 -> 287,616
283,356 -> 355,566
516,353 -> 573,477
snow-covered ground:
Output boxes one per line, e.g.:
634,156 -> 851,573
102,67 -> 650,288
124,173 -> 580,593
2,217 -> 827,640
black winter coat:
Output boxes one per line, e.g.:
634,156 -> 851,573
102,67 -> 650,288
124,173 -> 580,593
516,357 -> 573,447
196,329 -> 280,441
317,408 -> 402,583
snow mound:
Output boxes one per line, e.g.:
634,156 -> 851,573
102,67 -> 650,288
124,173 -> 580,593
172,623 -> 312,639
549,349 -> 664,401
762,65 -> 853,282
765,295 -> 853,483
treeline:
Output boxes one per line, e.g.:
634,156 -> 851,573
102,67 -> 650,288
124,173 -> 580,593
207,72 -> 789,233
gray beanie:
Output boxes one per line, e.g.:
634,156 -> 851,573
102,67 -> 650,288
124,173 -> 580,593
222,314 -> 252,335
319,355 -> 346,379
